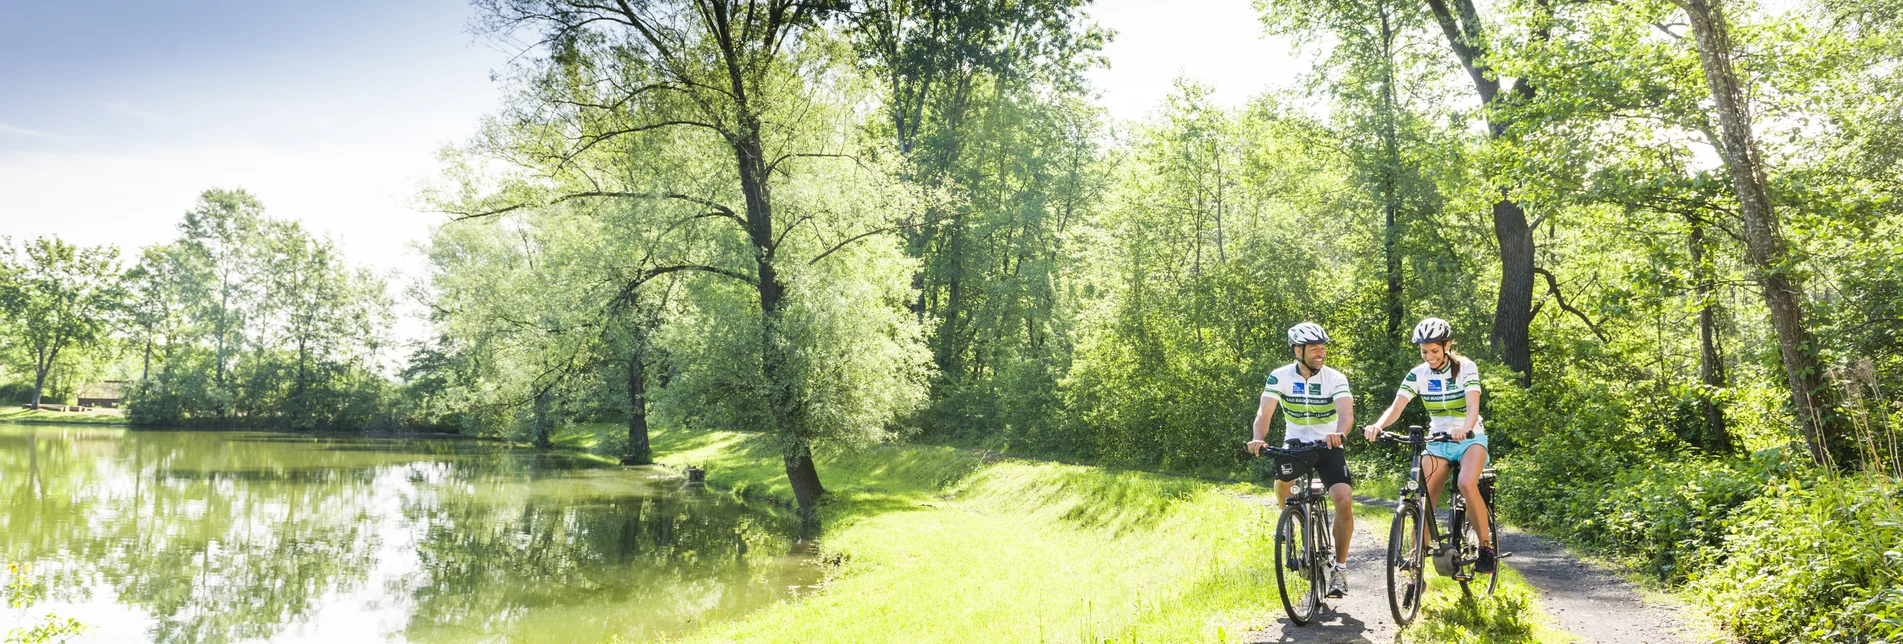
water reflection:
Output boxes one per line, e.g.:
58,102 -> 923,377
0,425 -> 819,643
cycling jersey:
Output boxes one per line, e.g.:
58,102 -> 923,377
1263,363 -> 1353,443
1396,356 -> 1483,436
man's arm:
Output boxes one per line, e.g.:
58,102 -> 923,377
1249,394 -> 1279,454
1331,395 -> 1354,447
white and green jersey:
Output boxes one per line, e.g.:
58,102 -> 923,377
1262,363 -> 1353,443
1397,357 -> 1483,436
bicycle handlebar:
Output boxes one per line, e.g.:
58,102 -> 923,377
1377,429 -> 1459,445
1257,439 -> 1329,459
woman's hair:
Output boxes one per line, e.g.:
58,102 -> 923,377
1436,340 -> 1464,383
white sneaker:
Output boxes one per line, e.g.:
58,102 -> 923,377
1327,565 -> 1348,598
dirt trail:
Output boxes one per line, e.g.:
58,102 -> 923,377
1236,494 -> 1701,643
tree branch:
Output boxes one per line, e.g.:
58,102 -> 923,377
1534,266 -> 1610,342
555,120 -> 724,171
447,191 -> 743,227
808,210 -> 969,266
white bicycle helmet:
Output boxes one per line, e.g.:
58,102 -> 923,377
1287,322 -> 1330,346
1411,317 -> 1452,344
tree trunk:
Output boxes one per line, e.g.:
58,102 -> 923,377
623,342 -> 653,466
1676,0 -> 1839,465
734,116 -> 826,523
782,440 -> 824,528
1425,0 -> 1540,384
1378,7 -> 1406,349
1689,218 -> 1734,453
30,345 -> 57,410
532,387 -> 553,449
31,366 -> 48,410
1492,197 -> 1536,378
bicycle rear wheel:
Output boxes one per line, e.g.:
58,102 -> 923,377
1470,514 -> 1499,596
1386,502 -> 1425,625
1276,503 -> 1319,624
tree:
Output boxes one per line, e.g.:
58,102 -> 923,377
468,0 -> 932,524
0,238 -> 123,409
1419,0 -> 1546,381
1670,0 -> 1840,464
177,189 -> 265,400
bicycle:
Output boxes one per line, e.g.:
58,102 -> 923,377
1259,439 -> 1337,625
1377,425 -> 1503,626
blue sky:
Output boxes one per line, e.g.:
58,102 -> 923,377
0,0 -> 1295,343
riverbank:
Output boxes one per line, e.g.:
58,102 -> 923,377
0,408 -> 128,425
611,426 -> 1570,643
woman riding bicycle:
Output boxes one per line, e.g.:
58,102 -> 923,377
1360,317 -> 1496,574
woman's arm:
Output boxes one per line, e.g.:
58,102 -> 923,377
1362,393 -> 1411,440
1457,388 -> 1481,439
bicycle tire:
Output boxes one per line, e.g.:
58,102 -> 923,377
1387,501 -> 1425,625
1474,514 -> 1500,597
1275,502 -> 1319,624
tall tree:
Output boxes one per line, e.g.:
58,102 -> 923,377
1671,0 -> 1840,464
467,0 -> 931,524
1420,0 -> 1544,381
0,238 -> 123,409
177,189 -> 265,397
122,245 -> 190,382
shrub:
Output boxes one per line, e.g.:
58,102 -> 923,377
1691,474 -> 1903,643
1591,450 -> 1790,581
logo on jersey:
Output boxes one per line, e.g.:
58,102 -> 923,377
1405,372 -> 1418,382
1291,382 -> 1305,394
1266,375 -> 1279,385
1428,380 -> 1443,393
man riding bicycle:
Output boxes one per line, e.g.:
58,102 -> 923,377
1361,317 -> 1496,574
1248,322 -> 1357,598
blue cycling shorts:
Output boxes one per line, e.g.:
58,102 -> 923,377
1424,433 -> 1489,465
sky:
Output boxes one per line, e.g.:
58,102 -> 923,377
0,0 -> 1300,345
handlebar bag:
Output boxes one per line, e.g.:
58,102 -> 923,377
1273,450 -> 1321,482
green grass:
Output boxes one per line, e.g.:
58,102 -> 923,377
0,407 -> 129,425
1409,567 -> 1573,643
527,424 -> 1571,643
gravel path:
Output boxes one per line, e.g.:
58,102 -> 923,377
1236,494 -> 1701,643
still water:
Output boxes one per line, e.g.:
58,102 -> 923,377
0,425 -> 820,643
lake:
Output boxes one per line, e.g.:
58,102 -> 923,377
0,425 -> 820,643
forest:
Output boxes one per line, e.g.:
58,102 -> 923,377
3,0 -> 1900,642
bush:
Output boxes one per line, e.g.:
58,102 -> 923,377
1591,450 -> 1791,581
0,381 -> 32,405
1691,474 -> 1903,643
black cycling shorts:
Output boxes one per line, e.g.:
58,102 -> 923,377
1273,445 -> 1355,489
1312,446 -> 1354,489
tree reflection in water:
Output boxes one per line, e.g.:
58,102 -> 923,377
0,426 -> 818,643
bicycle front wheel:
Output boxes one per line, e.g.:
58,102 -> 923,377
1276,503 -> 1319,625
1387,501 -> 1426,626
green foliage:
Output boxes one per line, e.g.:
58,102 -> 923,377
1691,475 -> 1903,643
1411,572 -> 1545,644
4,563 -> 85,644
0,237 -> 124,408
111,189 -> 394,429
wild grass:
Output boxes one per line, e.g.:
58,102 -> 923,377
0,408 -> 129,426
1409,567 -> 1570,643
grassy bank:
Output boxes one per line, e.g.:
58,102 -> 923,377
557,425 -> 1566,643
0,408 -> 129,425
